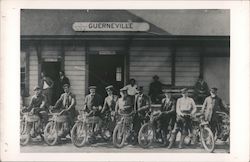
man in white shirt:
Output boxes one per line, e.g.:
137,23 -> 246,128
168,88 -> 197,149
124,78 -> 138,96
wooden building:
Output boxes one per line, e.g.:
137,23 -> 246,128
21,10 -> 230,109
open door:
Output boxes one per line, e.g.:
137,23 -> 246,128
89,55 -> 124,98
42,61 -> 61,104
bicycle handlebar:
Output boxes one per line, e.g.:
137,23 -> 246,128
118,110 -> 135,117
49,109 -> 65,116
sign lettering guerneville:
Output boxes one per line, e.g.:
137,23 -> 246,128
72,22 -> 150,32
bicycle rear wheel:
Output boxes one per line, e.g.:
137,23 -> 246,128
200,127 -> 215,153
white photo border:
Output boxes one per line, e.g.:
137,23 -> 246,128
1,0 -> 249,161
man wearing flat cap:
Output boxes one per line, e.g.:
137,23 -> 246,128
159,88 -> 176,144
202,87 -> 229,136
51,84 -> 76,128
26,86 -> 47,111
25,86 -> 48,128
101,85 -> 118,132
115,87 -> 134,115
83,86 -> 103,117
168,88 -> 196,149
102,85 -> 118,114
133,86 -> 151,141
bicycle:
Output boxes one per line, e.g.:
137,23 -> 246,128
138,104 -> 171,148
44,109 -> 70,146
20,107 -> 44,146
191,113 -> 215,152
112,110 -> 135,148
71,109 -> 115,147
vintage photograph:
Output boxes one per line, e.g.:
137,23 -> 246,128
20,9 -> 230,153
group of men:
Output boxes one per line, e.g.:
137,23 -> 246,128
24,73 -> 228,149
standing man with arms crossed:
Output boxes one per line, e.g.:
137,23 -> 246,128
40,72 -> 54,105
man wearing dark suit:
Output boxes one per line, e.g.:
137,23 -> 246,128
160,88 -> 176,144
58,71 -> 70,95
83,86 -> 103,116
133,86 -> 151,142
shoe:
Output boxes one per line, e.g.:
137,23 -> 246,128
178,144 -> 183,149
167,141 -> 174,149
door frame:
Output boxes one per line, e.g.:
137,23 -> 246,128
86,51 -> 128,94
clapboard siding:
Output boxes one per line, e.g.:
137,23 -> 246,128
130,47 -> 172,94
29,51 -> 38,94
130,62 -> 172,67
42,50 -> 60,57
175,47 -> 200,86
65,49 -> 86,110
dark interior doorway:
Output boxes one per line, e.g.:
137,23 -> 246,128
42,61 -> 61,104
89,55 -> 125,98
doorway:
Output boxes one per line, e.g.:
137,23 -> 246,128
41,61 -> 61,104
89,55 -> 125,98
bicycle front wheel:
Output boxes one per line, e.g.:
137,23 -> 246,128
200,127 -> 215,153
138,123 -> 154,148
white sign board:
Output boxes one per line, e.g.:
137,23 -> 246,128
72,22 -> 150,32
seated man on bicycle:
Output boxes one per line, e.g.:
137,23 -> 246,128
83,86 -> 103,131
24,86 -> 48,128
168,88 -> 197,149
50,84 -> 76,128
133,86 -> 151,142
101,85 -> 118,124
115,87 -> 134,116
202,87 -> 229,139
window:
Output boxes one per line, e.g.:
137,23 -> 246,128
21,51 -> 27,96
116,67 -> 122,81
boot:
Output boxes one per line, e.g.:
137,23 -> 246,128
178,134 -> 186,149
167,133 -> 176,149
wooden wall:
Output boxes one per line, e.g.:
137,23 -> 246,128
129,46 -> 172,94
29,46 -> 39,95
175,47 -> 200,86
64,46 -> 86,110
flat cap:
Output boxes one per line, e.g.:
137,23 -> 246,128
33,86 -> 41,91
180,88 -> 188,93
210,87 -> 218,92
89,86 -> 97,89
63,84 -> 70,88
105,85 -> 114,90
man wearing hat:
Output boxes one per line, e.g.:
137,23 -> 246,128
25,86 -> 48,129
133,86 -> 151,141
202,87 -> 229,135
51,84 -> 76,128
102,85 -> 118,113
115,87 -> 134,115
159,88 -> 176,144
194,75 -> 209,104
168,88 -> 196,149
149,75 -> 163,104
83,86 -> 103,117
